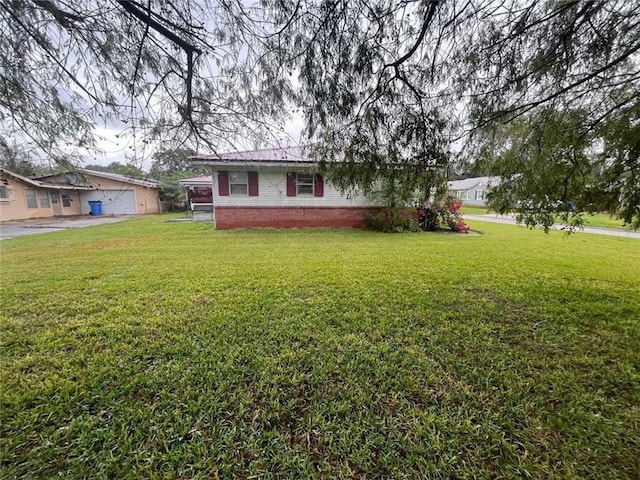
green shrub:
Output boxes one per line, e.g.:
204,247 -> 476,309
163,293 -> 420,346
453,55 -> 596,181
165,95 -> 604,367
366,208 -> 419,232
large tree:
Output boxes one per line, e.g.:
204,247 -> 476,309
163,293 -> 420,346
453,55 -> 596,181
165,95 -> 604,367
149,148 -> 202,178
149,148 -> 207,209
83,161 -> 146,178
0,0 -> 290,167
0,138 -> 50,177
249,0 -> 640,228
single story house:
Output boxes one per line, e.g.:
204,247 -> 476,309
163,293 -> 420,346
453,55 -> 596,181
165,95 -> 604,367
0,168 -> 92,222
181,146 -> 381,228
37,169 -> 161,215
447,176 -> 498,207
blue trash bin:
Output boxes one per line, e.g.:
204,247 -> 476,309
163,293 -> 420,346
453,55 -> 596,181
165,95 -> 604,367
88,200 -> 102,215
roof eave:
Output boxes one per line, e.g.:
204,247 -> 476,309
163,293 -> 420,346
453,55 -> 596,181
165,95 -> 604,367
41,185 -> 95,191
1,170 -> 96,190
79,169 -> 159,188
179,179 -> 212,186
190,159 -> 317,167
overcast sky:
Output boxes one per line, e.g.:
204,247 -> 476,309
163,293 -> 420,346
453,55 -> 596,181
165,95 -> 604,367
88,110 -> 305,170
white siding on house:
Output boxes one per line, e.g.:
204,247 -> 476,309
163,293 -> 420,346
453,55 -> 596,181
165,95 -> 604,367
448,176 -> 499,207
212,167 -> 375,207
463,185 -> 487,206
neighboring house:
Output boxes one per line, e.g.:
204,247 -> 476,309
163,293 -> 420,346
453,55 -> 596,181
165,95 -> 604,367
0,168 -> 91,222
37,169 -> 161,215
181,146 -> 381,228
447,176 -> 499,207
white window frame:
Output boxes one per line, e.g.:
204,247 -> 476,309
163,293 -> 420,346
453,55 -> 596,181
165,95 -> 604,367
475,189 -> 485,200
229,171 -> 248,195
456,190 -> 469,200
297,173 -> 314,196
0,186 -> 9,201
25,189 -> 38,208
38,190 -> 51,208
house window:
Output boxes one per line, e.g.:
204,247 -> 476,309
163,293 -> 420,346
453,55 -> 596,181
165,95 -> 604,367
286,172 -> 324,197
38,190 -> 51,208
25,189 -> 38,208
61,193 -> 72,207
456,190 -> 469,200
51,191 -> 60,203
0,186 -> 8,200
297,173 -> 314,195
475,190 -> 485,200
229,172 -> 248,195
218,171 -> 258,197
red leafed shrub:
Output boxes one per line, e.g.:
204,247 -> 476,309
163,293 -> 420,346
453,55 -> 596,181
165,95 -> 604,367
418,196 -> 470,233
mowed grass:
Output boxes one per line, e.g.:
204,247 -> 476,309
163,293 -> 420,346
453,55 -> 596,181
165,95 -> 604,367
1,216 -> 639,479
462,207 -> 628,230
461,206 -> 491,215
580,213 -> 629,230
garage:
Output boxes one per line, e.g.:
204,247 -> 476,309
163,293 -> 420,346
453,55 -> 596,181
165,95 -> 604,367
80,189 -> 137,215
36,169 -> 160,216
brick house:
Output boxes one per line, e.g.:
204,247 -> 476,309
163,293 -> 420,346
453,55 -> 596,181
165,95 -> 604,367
180,146 -> 382,228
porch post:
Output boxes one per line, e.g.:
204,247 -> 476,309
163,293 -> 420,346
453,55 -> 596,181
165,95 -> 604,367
210,166 -> 216,228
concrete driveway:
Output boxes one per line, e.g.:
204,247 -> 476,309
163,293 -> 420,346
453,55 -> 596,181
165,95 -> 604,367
0,215 -> 135,240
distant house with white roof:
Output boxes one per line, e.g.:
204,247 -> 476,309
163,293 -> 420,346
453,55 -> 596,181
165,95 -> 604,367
447,176 -> 499,207
180,146 -> 382,228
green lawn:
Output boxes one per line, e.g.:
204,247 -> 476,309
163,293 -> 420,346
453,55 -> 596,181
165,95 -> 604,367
461,206 -> 491,215
2,216 -> 639,479
461,207 -> 628,230
580,213 -> 628,229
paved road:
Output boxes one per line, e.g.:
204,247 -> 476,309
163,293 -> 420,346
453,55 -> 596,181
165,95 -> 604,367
465,214 -> 640,239
0,216 -> 135,240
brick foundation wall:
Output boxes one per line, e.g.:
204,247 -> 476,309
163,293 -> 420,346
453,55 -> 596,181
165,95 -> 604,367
215,206 -> 384,229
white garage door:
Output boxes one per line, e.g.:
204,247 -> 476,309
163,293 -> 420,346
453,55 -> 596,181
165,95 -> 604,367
81,190 -> 137,215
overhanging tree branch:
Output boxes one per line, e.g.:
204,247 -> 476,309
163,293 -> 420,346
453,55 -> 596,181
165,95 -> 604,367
116,0 -> 202,119
115,0 -> 201,55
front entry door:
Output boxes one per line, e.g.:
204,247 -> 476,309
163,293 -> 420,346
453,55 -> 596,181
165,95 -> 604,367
50,191 -> 63,216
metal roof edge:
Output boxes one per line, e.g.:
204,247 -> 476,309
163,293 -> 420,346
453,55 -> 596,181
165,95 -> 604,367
79,169 -> 160,188
189,160 -> 317,167
1,168 -> 97,190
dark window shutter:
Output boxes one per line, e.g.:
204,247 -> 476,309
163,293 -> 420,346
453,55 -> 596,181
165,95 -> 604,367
218,171 -> 229,196
314,174 -> 324,197
248,171 -> 259,196
286,172 -> 297,197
